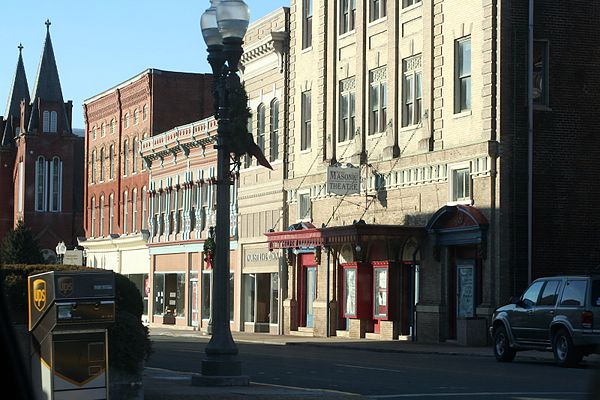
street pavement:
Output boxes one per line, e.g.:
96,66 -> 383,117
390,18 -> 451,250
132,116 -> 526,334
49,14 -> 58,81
144,327 -> 600,400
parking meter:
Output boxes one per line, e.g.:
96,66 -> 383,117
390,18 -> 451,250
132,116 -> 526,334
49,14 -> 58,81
28,271 -> 115,400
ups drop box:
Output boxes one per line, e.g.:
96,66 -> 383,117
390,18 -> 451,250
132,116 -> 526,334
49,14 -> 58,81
28,270 -> 115,400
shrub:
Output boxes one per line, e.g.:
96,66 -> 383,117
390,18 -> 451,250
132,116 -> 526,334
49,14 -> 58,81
0,264 -> 152,374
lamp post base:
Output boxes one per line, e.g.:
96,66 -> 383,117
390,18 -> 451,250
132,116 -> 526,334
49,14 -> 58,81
191,355 -> 249,387
191,374 -> 250,387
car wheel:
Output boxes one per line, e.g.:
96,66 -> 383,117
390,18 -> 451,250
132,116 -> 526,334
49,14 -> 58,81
493,325 -> 516,362
552,328 -> 582,368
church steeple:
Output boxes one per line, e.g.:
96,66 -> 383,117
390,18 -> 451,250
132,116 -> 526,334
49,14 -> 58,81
30,20 -> 64,104
28,20 -> 71,134
2,44 -> 30,147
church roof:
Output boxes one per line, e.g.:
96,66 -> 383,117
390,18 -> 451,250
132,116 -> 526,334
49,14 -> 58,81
27,20 -> 71,134
4,44 -> 30,121
30,21 -> 64,105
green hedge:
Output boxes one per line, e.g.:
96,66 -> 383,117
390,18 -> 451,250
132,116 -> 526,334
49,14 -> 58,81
0,264 -> 152,375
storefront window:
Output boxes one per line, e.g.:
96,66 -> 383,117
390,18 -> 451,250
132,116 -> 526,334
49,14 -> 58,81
127,274 -> 149,316
243,273 -> 255,323
153,274 -> 165,315
270,273 -> 279,324
374,268 -> 388,318
201,270 -> 212,320
344,268 -> 356,316
154,273 -> 185,317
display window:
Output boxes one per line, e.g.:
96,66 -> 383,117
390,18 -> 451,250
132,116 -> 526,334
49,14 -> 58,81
153,273 -> 185,317
373,267 -> 388,318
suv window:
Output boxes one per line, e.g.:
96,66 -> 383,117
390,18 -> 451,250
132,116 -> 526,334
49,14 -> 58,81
522,280 -> 544,307
538,280 -> 561,306
559,280 -> 587,307
592,280 -> 600,307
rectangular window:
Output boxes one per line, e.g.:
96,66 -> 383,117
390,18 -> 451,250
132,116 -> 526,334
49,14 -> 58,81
533,40 -> 549,106
18,161 -> 23,213
153,273 -> 165,315
403,0 -> 421,8
302,0 -> 313,49
99,197 -> 105,237
142,188 -> 147,230
132,139 -> 138,173
538,280 -> 561,306
592,280 -> 600,307
270,272 -> 279,324
339,78 -> 356,142
455,37 -> 472,113
243,273 -> 256,323
301,90 -> 312,151
369,67 -> 388,135
370,0 -> 386,22
91,198 -> 96,237
298,192 -> 311,221
50,158 -> 61,212
257,105 -> 266,156
132,190 -> 137,232
560,280 -> 587,307
451,167 -> 471,203
230,272 -> 235,321
402,55 -> 423,127
339,0 -> 356,35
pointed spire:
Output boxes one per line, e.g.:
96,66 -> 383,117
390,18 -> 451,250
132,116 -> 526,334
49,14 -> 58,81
29,20 -> 71,134
30,19 -> 64,105
4,43 -> 30,120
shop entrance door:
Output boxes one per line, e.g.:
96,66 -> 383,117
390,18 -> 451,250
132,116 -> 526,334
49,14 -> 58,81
305,266 -> 317,328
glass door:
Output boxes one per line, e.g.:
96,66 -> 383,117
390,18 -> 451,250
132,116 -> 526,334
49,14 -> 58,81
190,279 -> 198,327
306,267 -> 317,328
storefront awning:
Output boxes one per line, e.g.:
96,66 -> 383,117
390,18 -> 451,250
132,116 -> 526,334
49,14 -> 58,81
265,222 -> 323,250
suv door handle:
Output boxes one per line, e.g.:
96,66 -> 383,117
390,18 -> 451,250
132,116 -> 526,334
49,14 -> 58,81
549,310 -> 555,315
527,309 -> 534,315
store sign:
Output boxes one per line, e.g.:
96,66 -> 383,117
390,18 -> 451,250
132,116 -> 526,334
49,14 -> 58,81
327,165 -> 360,195
244,249 -> 282,266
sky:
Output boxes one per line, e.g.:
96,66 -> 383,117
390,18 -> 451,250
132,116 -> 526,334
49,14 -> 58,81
0,1 -> 290,131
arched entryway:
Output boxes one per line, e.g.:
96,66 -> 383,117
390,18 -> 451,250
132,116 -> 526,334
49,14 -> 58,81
426,205 -> 489,343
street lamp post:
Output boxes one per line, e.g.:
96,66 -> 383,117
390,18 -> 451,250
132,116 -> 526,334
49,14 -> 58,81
194,0 -> 251,386
56,241 -> 66,264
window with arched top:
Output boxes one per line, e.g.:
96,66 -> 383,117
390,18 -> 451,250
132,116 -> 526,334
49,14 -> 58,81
134,109 -> 139,125
132,188 -> 138,232
142,187 -> 147,230
270,99 -> 279,162
100,147 -> 105,181
132,138 -> 138,173
109,193 -> 115,234
101,123 -> 106,137
35,156 -> 47,211
42,111 -> 57,133
91,149 -> 96,183
143,105 -> 148,120
124,113 -> 130,129
50,157 -> 62,212
109,145 -> 115,179
91,197 -> 96,237
110,119 -> 115,134
123,190 -> 129,233
123,140 -> 129,176
99,195 -> 105,237
257,104 -> 266,156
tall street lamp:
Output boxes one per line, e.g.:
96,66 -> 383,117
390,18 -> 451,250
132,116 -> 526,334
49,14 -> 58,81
195,0 -> 269,386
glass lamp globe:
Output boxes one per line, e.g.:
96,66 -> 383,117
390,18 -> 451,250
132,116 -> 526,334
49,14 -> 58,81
216,0 -> 250,40
201,0 -> 223,47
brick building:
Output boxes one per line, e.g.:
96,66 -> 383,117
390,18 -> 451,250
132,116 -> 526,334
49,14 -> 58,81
79,69 -> 213,320
263,0 -> 600,344
0,22 -> 84,259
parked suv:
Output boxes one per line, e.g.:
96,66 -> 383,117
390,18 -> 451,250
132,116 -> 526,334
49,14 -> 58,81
490,275 -> 600,367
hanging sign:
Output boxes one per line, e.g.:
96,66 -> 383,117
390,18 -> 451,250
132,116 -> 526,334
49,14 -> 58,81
327,165 -> 361,195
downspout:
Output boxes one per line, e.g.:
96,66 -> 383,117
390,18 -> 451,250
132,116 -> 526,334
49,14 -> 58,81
411,245 -> 421,341
527,0 -> 534,284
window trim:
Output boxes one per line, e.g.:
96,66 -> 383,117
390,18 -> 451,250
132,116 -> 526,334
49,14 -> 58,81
447,162 -> 472,205
300,90 -> 312,151
339,0 -> 356,36
339,77 -> 356,143
455,36 -> 472,114
297,191 -> 312,222
302,0 -> 313,50
369,0 -> 387,23
369,67 -> 388,135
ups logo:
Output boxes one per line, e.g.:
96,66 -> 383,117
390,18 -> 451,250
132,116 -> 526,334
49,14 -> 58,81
33,279 -> 46,312
58,277 -> 74,297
